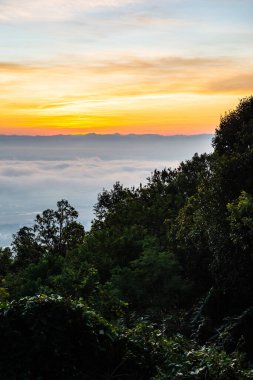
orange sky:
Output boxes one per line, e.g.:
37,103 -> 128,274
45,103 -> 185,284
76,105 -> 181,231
1,0 -> 253,135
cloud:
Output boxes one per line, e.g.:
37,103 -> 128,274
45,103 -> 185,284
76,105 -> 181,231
0,0 -> 141,22
0,134 -> 213,160
207,73 -> 253,93
0,157 -> 178,244
0,63 -> 26,71
1,54 -> 251,135
0,55 -> 248,98
0,134 -> 213,245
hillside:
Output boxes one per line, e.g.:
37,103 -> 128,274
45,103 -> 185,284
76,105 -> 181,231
0,97 -> 253,379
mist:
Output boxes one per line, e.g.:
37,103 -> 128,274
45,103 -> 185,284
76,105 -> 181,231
0,134 -> 213,246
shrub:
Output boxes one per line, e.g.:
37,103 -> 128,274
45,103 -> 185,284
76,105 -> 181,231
0,295 -> 116,379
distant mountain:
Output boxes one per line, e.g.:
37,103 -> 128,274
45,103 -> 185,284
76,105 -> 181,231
0,134 -> 213,161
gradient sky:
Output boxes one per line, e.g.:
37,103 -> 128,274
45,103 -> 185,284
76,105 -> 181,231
0,0 -> 253,135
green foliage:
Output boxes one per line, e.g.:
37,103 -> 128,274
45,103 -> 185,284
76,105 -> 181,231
0,295 -> 164,379
11,226 -> 43,269
110,239 -> 192,314
2,96 -> 253,379
213,96 -> 253,155
0,247 -> 13,277
5,255 -> 64,298
34,199 -> 84,255
215,307 -> 253,360
5,250 -> 99,302
227,192 -> 253,250
207,191 -> 253,308
0,287 -> 9,304
12,199 -> 85,262
83,224 -> 147,281
0,295 -> 116,379
153,335 -> 253,380
172,193 -> 212,293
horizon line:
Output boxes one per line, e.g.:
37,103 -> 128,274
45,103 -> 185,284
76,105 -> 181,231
0,132 -> 214,138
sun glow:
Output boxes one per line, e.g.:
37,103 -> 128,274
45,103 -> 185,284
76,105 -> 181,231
1,58 -> 252,135
0,0 -> 253,135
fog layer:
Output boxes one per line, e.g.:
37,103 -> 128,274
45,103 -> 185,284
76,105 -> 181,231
0,134 -> 213,246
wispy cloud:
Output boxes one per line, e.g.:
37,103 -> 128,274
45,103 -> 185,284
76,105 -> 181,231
0,0 -> 142,22
0,55 -> 252,102
0,54 -> 252,134
1,0 -> 252,135
208,74 -> 253,93
0,54 -> 250,90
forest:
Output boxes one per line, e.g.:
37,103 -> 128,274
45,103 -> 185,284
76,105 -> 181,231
1,97 -> 253,379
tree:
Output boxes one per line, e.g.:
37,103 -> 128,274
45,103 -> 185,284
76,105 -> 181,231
207,98 -> 253,305
213,96 -> 253,155
34,199 -> 83,255
0,248 -> 12,277
12,226 -> 43,269
171,194 -> 212,293
12,200 -> 85,265
227,191 -> 253,250
110,243 -> 192,315
216,191 -> 253,304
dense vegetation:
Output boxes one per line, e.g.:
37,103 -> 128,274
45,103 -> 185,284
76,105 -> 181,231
1,97 -> 253,379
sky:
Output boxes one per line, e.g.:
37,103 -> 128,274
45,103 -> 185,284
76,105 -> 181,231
0,0 -> 253,135
0,134 -> 212,246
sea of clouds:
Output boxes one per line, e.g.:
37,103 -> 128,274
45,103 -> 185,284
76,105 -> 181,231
0,134 -> 213,246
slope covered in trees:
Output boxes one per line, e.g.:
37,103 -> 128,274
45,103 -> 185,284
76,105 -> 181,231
1,97 -> 253,379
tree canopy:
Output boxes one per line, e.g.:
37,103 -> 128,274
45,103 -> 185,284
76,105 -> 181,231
1,97 -> 253,379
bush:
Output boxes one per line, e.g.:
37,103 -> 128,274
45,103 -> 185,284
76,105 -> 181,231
0,294 -> 164,379
0,295 -> 117,379
153,335 -> 253,380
